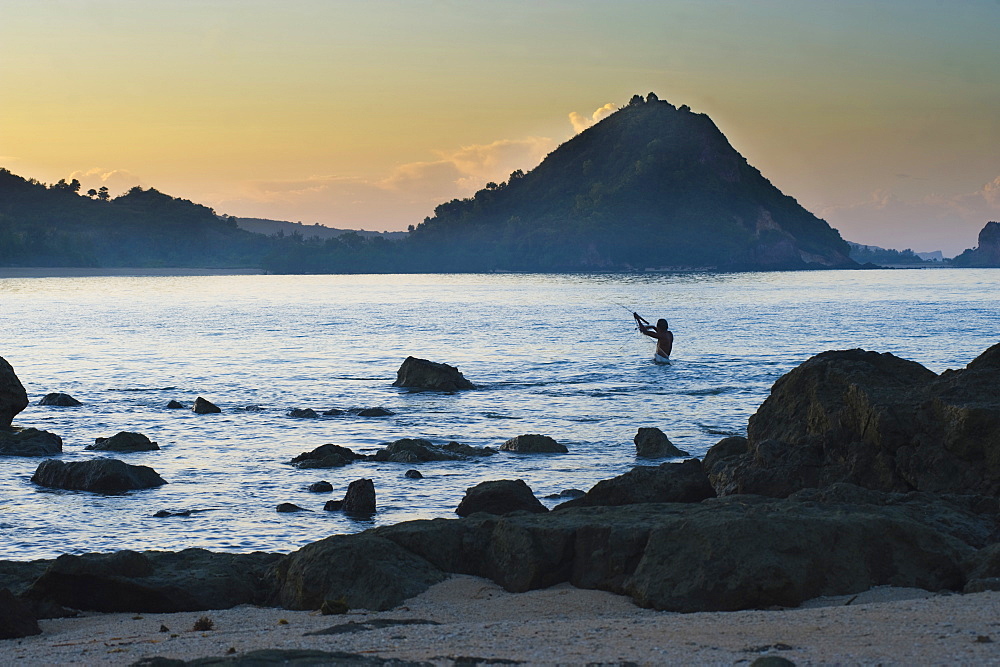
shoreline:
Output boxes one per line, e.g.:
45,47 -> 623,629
0,267 -> 266,278
2,576 -> 997,665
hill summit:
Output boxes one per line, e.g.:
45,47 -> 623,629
409,93 -> 854,271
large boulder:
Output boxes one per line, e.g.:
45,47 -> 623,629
86,431 -> 159,452
500,434 -> 568,453
269,533 -> 447,611
0,588 -> 40,639
952,221 -> 1000,267
392,357 -> 475,392
289,443 -> 361,469
378,487 -> 987,612
31,458 -> 167,492
634,427 -> 689,458
38,392 -> 81,407
706,345 -> 1000,497
555,459 -> 716,510
456,479 -> 548,517
0,356 -> 28,428
0,427 -> 62,457
22,549 -> 281,613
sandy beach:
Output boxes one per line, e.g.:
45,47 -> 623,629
3,576 -> 998,665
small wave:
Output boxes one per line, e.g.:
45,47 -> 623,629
108,386 -> 178,392
681,386 -> 738,396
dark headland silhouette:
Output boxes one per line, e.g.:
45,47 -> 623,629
1,94 -> 995,272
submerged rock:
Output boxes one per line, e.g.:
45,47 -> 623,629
192,397 -> 221,414
38,392 -> 81,407
404,469 -> 424,479
0,356 -> 29,428
371,438 -> 493,463
500,434 -> 567,454
288,408 -> 319,419
308,480 -> 333,493
0,427 -> 63,457
352,407 -> 394,417
31,458 -> 166,492
86,431 -> 159,452
634,427 -> 689,458
456,479 -> 548,517
289,443 -> 361,469
277,503 -> 309,513
392,357 -> 475,392
166,400 -> 185,409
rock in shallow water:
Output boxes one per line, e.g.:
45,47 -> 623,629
31,458 -> 166,492
86,431 -> 159,452
634,427 -> 689,458
392,356 -> 475,392
192,396 -> 221,414
500,434 -> 567,453
37,392 -> 81,407
0,427 -> 62,457
456,479 -> 548,517
0,356 -> 28,428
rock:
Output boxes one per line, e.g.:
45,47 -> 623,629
545,489 -> 585,499
288,408 -> 318,418
31,458 -> 167,492
153,510 -> 192,518
192,397 -> 221,414
440,441 -> 497,457
322,408 -> 345,416
86,431 -> 159,452
277,503 -> 309,513
634,427 -> 689,458
244,404 -> 263,412
392,356 -> 475,392
38,392 -> 81,407
964,543 -> 1000,593
342,479 -> 376,515
952,221 -> 1000,267
308,480 -> 333,493
166,400 -> 185,409
706,345 -> 1000,498
0,427 -> 63,456
269,533 -> 446,611
371,438 -> 484,463
500,434 -> 567,453
323,500 -> 343,511
377,489 -> 982,612
555,459 -> 716,510
456,479 -> 548,517
22,549 -> 282,613
0,588 -> 40,639
289,444 -> 361,469
404,469 -> 423,479
353,407 -> 394,417
0,356 -> 28,428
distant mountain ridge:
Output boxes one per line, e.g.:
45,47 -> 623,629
407,93 -> 855,271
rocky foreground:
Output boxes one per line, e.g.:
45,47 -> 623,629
2,344 -> 1000,659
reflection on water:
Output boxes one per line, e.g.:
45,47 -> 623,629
0,269 -> 997,559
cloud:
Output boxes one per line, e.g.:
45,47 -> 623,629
68,167 -> 143,196
818,175 -> 1000,256
569,102 -> 617,133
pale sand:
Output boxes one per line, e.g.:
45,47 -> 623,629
2,577 -> 999,665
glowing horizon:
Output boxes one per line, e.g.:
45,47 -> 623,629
2,0 -> 999,255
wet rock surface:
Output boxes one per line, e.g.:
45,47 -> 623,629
31,458 -> 167,492
37,392 -> 81,407
0,356 -> 28,428
86,431 -> 160,452
0,427 -> 63,457
455,479 -> 548,517
499,434 -> 567,454
392,357 -> 475,392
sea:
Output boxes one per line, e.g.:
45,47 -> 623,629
0,268 -> 997,561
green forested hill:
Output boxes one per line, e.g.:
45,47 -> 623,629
0,169 -> 271,267
404,94 -> 854,271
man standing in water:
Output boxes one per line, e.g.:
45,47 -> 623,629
634,312 -> 673,363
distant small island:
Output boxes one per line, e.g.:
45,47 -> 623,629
1,95 -> 996,273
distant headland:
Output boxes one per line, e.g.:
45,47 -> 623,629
1,95 -> 996,273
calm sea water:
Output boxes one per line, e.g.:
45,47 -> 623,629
0,269 -> 997,560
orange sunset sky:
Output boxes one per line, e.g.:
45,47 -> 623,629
2,0 -> 999,255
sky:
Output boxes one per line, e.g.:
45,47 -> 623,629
2,0 -> 999,256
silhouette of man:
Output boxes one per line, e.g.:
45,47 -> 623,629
634,313 -> 673,363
